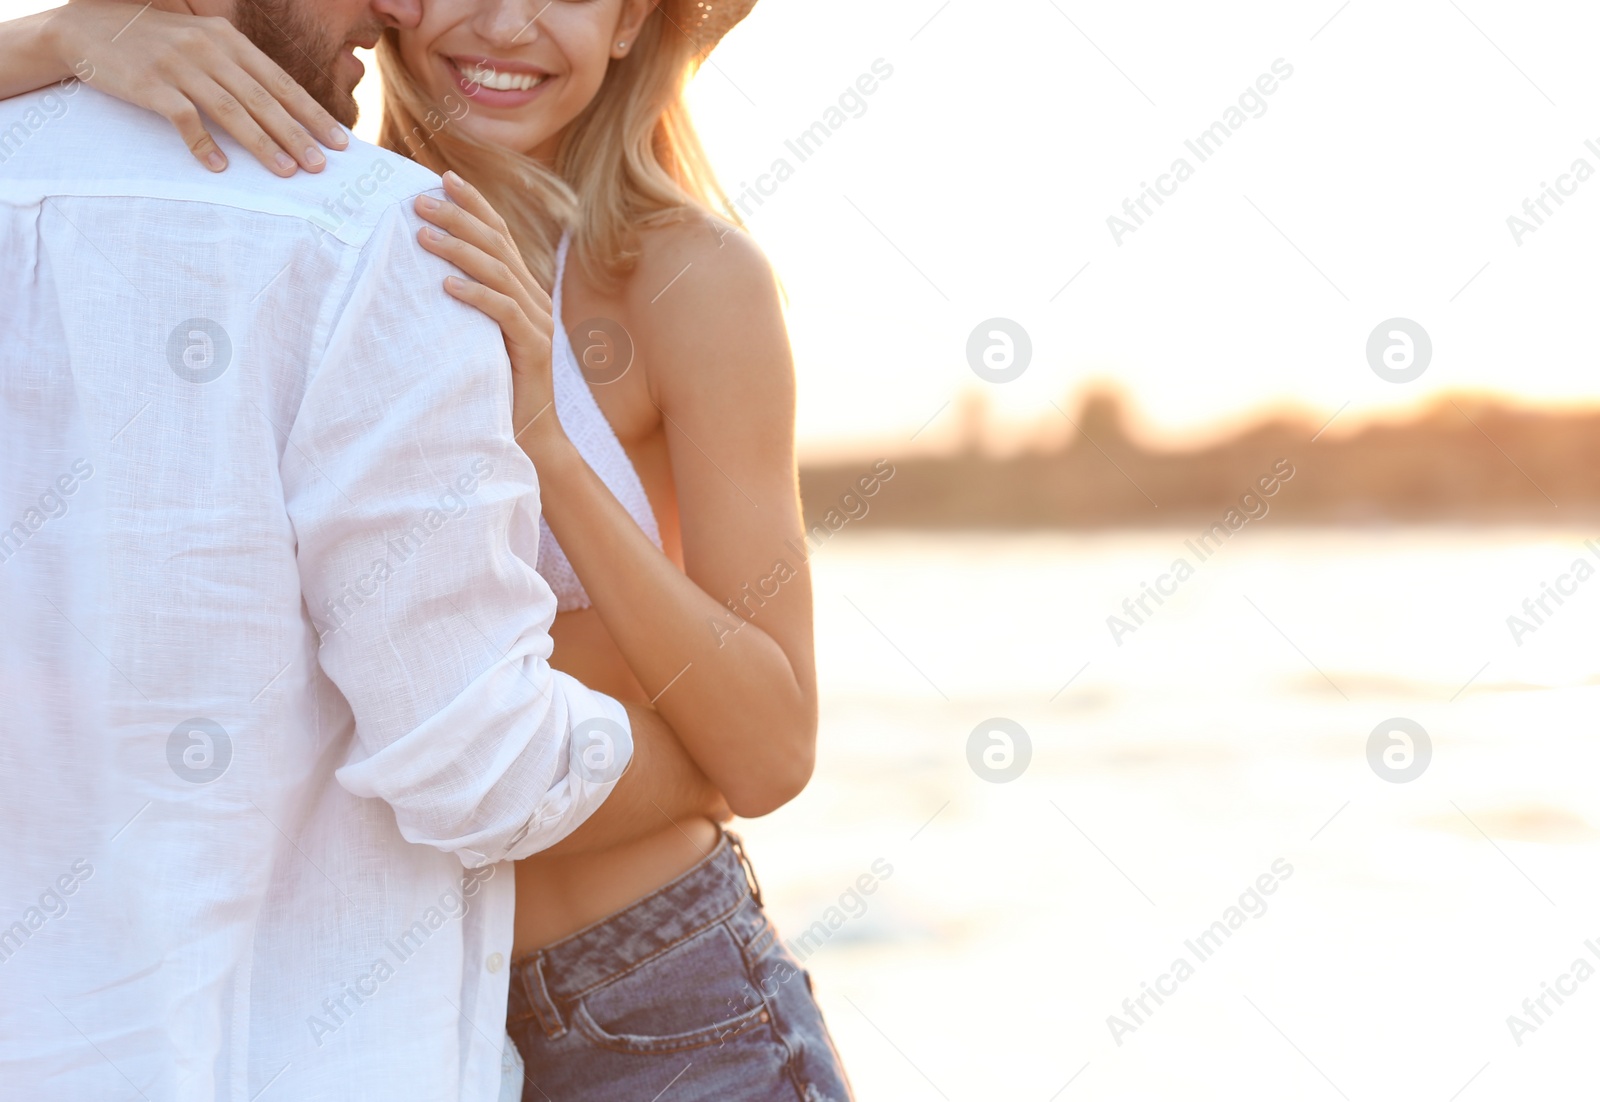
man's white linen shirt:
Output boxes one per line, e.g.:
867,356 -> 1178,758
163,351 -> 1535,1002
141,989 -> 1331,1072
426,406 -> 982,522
0,83 -> 630,1101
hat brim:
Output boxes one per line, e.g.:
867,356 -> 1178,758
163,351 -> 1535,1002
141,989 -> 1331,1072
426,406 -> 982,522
671,0 -> 760,57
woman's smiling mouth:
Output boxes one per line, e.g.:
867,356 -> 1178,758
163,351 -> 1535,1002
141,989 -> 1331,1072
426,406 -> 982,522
447,56 -> 554,105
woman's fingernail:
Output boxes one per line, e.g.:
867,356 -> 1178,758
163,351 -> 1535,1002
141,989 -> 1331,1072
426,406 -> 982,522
422,226 -> 443,240
205,151 -> 226,172
417,195 -> 439,211
304,147 -> 325,168
443,170 -> 462,187
445,275 -> 463,290
328,125 -> 348,146
273,152 -> 295,173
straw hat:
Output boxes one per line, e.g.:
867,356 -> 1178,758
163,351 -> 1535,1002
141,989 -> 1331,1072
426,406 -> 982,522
671,0 -> 759,57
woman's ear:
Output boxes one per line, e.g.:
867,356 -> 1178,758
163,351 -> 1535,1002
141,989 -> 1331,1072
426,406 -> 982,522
611,0 -> 658,58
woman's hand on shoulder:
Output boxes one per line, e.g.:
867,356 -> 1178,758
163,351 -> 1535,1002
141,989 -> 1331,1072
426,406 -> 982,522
415,172 -> 561,455
46,0 -> 346,175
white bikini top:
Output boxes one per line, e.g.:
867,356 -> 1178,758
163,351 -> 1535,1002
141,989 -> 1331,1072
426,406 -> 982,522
536,232 -> 663,611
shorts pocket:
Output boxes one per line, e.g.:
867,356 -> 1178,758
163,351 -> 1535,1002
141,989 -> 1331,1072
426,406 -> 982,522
570,924 -> 773,1055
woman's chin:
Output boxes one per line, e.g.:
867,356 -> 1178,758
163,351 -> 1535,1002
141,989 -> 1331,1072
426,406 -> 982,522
457,119 -> 556,162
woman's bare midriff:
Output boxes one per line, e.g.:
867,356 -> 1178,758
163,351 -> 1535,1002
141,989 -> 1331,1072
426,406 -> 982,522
512,604 -> 720,958
512,816 -> 719,955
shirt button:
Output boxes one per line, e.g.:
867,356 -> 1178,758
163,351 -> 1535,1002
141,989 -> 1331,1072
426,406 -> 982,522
485,952 -> 504,974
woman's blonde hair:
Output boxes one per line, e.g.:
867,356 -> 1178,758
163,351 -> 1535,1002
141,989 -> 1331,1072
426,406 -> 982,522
375,5 -> 736,290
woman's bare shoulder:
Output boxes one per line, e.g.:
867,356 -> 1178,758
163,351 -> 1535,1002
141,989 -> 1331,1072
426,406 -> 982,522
622,211 -> 791,409
628,211 -> 777,312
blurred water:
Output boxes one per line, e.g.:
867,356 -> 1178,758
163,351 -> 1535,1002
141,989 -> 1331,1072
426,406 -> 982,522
738,528 -> 1600,1101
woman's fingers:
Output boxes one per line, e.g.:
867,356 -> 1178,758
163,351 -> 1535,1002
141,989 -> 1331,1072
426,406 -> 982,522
174,77 -> 300,175
218,37 -> 350,170
415,191 -> 550,308
420,227 -> 552,349
148,88 -> 231,172
185,25 -> 331,174
432,237 -> 557,437
207,71 -> 327,173
441,278 -> 533,343
441,171 -> 510,235
413,189 -> 558,423
445,276 -> 556,437
173,18 -> 336,173
418,225 -> 520,299
440,174 -> 540,293
416,193 -> 510,269
235,46 -> 349,152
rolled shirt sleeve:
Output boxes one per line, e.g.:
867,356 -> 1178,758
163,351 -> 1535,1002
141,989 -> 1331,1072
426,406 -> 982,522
281,198 -> 631,865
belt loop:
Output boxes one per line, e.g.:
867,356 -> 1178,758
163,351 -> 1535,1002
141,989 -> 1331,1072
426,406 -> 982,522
726,830 -> 764,908
519,950 -> 567,1040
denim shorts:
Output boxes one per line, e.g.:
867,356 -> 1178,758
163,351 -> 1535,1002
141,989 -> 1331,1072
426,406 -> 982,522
506,830 -> 855,1101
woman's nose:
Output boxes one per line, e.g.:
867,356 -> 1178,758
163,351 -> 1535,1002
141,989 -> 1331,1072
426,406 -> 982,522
475,1 -> 546,47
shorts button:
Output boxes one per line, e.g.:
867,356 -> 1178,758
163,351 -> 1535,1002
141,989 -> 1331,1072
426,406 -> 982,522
486,952 -> 504,974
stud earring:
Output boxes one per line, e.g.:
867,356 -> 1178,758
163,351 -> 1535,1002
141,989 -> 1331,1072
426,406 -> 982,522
617,41 -> 627,49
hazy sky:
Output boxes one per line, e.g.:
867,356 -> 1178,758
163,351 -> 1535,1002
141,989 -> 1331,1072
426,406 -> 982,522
679,0 -> 1600,458
13,0 -> 1600,457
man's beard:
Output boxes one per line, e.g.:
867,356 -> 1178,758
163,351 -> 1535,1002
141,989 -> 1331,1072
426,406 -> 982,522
233,0 -> 376,127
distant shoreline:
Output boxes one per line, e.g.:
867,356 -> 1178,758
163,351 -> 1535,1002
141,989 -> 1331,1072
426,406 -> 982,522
799,392 -> 1600,529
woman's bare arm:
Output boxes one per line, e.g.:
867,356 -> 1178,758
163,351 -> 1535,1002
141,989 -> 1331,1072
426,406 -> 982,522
0,10 -> 70,103
414,179 -> 819,819
540,701 -> 731,856
589,221 -> 818,818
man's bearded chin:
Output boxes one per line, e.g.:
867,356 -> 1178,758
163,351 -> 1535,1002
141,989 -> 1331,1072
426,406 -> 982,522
233,1 -> 373,127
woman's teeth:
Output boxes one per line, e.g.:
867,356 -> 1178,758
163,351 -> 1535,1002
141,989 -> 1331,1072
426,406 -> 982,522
461,63 -> 546,92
